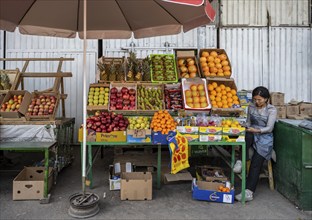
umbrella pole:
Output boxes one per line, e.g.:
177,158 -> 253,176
82,0 -> 87,196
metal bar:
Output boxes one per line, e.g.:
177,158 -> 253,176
0,58 -> 74,61
231,145 -> 235,185
241,142 -> 246,205
61,77 -> 66,117
44,148 -> 49,198
88,144 -> 93,189
157,144 -> 161,189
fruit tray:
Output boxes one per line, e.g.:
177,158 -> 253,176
181,78 -> 211,111
199,49 -> 232,79
164,83 -> 183,110
176,56 -> 201,79
150,54 -> 178,83
109,82 -> 137,111
137,83 -> 165,112
25,92 -> 60,121
0,90 -> 31,118
87,83 -> 110,111
207,78 -> 244,117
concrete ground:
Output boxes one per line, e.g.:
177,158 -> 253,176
0,147 -> 311,220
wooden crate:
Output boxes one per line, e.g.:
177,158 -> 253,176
25,92 -> 60,121
97,57 -> 126,82
87,83 -> 110,111
137,83 -> 165,113
176,50 -> 201,79
199,49 -> 232,79
207,78 -> 244,117
109,82 -> 137,111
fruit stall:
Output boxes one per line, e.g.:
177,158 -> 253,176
0,58 -> 75,201
80,49 -> 249,204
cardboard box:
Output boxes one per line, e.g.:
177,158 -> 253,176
189,145 -> 209,157
163,171 -> 193,184
152,131 -> 176,144
192,180 -> 234,204
197,166 -> 228,182
237,90 -> 253,105
222,135 -> 245,142
176,126 -> 199,142
270,92 -> 285,106
199,48 -> 232,78
299,102 -> 312,116
120,172 -> 152,200
0,90 -> 31,118
176,50 -> 201,79
199,134 -> 222,142
286,105 -> 300,117
276,106 -> 286,119
127,129 -> 152,143
13,167 -> 53,200
222,127 -> 245,136
199,126 -> 222,135
96,131 -> 127,142
78,128 -> 96,142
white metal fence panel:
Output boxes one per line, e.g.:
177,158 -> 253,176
269,27 -> 312,103
220,28 -> 269,90
103,26 -> 217,57
221,0 -> 310,27
0,31 -> 3,68
220,27 -> 312,103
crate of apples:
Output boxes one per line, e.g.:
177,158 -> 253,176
182,78 -> 211,110
109,83 -> 136,111
0,91 -> 31,118
26,93 -> 58,119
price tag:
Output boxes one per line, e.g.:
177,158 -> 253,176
223,194 -> 232,203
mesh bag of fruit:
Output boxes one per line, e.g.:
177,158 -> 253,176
168,132 -> 190,174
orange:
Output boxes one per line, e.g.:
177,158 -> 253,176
215,97 -> 221,102
202,51 -> 209,57
207,62 -> 215,68
217,68 -> 224,74
221,99 -> 228,105
225,87 -> 231,92
212,104 -> 218,108
227,93 -> 233,98
211,82 -> 218,88
208,84 -> 214,91
207,56 -> 214,62
215,87 -> 221,93
210,51 -> 218,57
210,67 -> 218,73
216,93 -> 222,98
201,62 -> 208,68
217,101 -> 223,108
217,73 -> 225,77
233,100 -> 240,105
203,71 -> 210,77
210,73 -> 217,76
221,90 -> 227,95
231,89 -> 237,95
219,84 -> 226,90
223,66 -> 231,71
211,100 -> 217,105
232,95 -> 239,101
223,104 -> 229,108
221,60 -> 229,66
214,58 -> 221,63
224,71 -> 231,76
221,95 -> 227,100
199,57 -> 207,63
210,90 -> 217,96
189,72 -> 197,78
215,63 -> 222,69
218,54 -> 227,60
209,95 -> 215,101
227,97 -> 233,103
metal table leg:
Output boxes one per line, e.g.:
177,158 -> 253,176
231,146 -> 235,186
88,144 -> 93,188
157,144 -> 161,189
241,142 -> 246,205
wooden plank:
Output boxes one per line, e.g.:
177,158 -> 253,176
21,72 -> 72,77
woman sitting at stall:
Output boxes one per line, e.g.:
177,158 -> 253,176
235,86 -> 277,202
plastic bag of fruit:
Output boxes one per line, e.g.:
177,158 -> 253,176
168,132 -> 190,174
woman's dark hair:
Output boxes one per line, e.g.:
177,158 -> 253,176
252,86 -> 270,100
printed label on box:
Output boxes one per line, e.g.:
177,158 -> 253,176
223,194 -> 233,203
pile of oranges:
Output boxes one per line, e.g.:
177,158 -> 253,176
222,118 -> 243,128
199,50 -> 231,77
151,110 -> 177,134
218,185 -> 231,193
208,82 -> 240,108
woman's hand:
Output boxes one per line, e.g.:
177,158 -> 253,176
246,127 -> 261,133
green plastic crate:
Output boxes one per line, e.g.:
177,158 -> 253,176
150,54 -> 178,83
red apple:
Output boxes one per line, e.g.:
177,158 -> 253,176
129,89 -> 136,95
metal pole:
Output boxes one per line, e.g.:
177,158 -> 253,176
82,0 -> 87,195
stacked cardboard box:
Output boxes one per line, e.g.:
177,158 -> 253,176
270,92 -> 286,119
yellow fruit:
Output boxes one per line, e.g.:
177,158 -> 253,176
231,89 -> 237,95
200,57 -> 207,63
207,56 -> 214,62
219,54 -> 227,60
208,62 -> 215,68
212,82 -> 218,88
210,51 -> 218,57
208,84 -> 214,91
202,51 -> 209,57
214,58 -> 221,63
223,66 -> 231,71
215,63 -> 222,69
221,60 -> 229,66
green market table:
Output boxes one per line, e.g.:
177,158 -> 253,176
0,141 -> 57,202
82,140 -> 247,204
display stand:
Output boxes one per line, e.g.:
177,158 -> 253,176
81,141 -> 247,204
0,58 -> 74,118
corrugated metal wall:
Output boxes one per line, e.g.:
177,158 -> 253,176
220,27 -> 312,103
221,0 -> 310,26
0,31 -> 3,68
3,31 -> 98,141
103,26 -> 217,57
